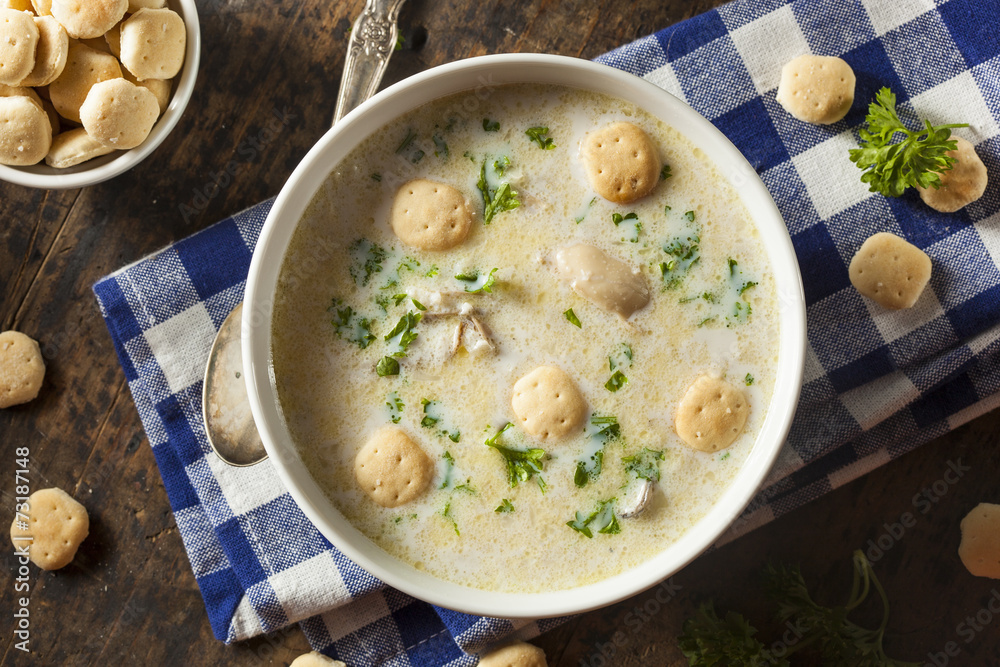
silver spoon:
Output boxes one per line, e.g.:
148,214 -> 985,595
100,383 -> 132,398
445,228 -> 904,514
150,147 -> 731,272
203,0 -> 407,466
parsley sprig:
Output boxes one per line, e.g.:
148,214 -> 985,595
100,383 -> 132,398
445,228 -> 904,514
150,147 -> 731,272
678,550 -> 919,666
849,87 -> 967,197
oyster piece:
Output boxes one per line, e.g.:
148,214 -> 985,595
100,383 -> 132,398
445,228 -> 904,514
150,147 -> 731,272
553,244 -> 649,320
618,478 -> 654,519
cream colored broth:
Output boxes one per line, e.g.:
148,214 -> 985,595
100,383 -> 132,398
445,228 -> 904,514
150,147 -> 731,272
270,84 -> 779,592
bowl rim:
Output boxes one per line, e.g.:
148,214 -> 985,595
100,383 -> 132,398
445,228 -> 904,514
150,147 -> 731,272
0,0 -> 201,190
243,52 -> 806,619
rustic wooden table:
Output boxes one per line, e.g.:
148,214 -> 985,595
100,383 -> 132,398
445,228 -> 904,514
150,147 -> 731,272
2,0 -> 998,665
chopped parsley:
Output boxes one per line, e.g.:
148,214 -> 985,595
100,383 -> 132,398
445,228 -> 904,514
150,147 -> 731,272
485,423 -> 547,490
574,197 -> 597,223
493,155 -> 511,177
410,298 -> 426,311
441,501 -> 459,536
564,308 -> 582,328
376,356 -> 399,376
422,399 -> 461,442
726,258 -> 757,325
525,126 -> 555,149
384,311 -> 422,357
476,157 -> 521,224
660,233 -> 701,289
575,414 -> 621,488
605,370 -> 628,392
745,373 -> 754,386
566,498 -> 620,538
348,239 -> 389,287
495,499 -> 515,513
720,452 -> 731,461
623,448 -> 665,482
439,451 -> 455,489
590,414 -> 621,441
409,150 -> 425,164
612,211 -> 642,243
482,118 -> 500,132
455,267 -> 498,293
609,343 -> 633,371
328,299 -> 376,349
463,150 -> 475,162
685,210 -> 696,222
432,134 -> 448,158
386,392 -> 404,423
424,265 -> 439,278
660,164 -> 672,180
421,398 -> 440,428
371,172 -> 382,182
395,128 -> 417,153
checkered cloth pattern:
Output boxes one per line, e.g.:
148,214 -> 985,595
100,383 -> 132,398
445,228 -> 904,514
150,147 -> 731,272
92,0 -> 1000,663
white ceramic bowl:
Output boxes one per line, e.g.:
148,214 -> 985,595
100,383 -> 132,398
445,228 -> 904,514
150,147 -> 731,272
243,53 -> 806,619
0,0 -> 200,189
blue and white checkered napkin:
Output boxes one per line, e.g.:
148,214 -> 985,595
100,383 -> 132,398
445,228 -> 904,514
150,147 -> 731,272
92,0 -> 1000,663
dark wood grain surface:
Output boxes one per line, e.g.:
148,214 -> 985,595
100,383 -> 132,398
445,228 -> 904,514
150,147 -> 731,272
2,1 -> 998,665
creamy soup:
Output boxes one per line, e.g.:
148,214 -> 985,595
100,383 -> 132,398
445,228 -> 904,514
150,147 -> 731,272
270,84 -> 779,593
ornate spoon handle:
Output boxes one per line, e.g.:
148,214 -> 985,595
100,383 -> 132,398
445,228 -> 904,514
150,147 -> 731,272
333,0 -> 408,126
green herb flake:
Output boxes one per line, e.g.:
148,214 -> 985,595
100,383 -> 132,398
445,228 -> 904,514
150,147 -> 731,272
424,265 -> 439,277
590,414 -> 621,442
376,356 -> 400,377
622,448 -> 665,482
609,343 -> 634,371
564,308 -> 582,328
455,267 -> 499,294
463,150 -> 475,162
441,501 -> 459,536
720,452 -> 731,461
328,298 -> 376,349
605,370 -> 628,392
482,118 -> 500,132
684,210 -> 696,222
410,149 -> 425,164
525,126 -> 555,150
477,158 -> 521,224
348,239 -> 389,287
411,298 -> 426,311
371,172 -> 382,182
660,164 -> 672,180
386,392 -> 404,423
384,311 -> 422,356
566,498 -> 620,539
495,499 -> 515,513
660,233 -> 701,289
484,423 -> 547,489
745,373 -> 754,386
395,128 -> 417,154
493,155 -> 511,177
439,450 -> 455,489
574,197 -> 597,224
432,134 -> 449,158
421,398 -> 440,428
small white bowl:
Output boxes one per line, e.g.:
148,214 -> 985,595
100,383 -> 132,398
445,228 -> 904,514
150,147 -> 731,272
0,0 -> 200,189
244,54 -> 807,619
